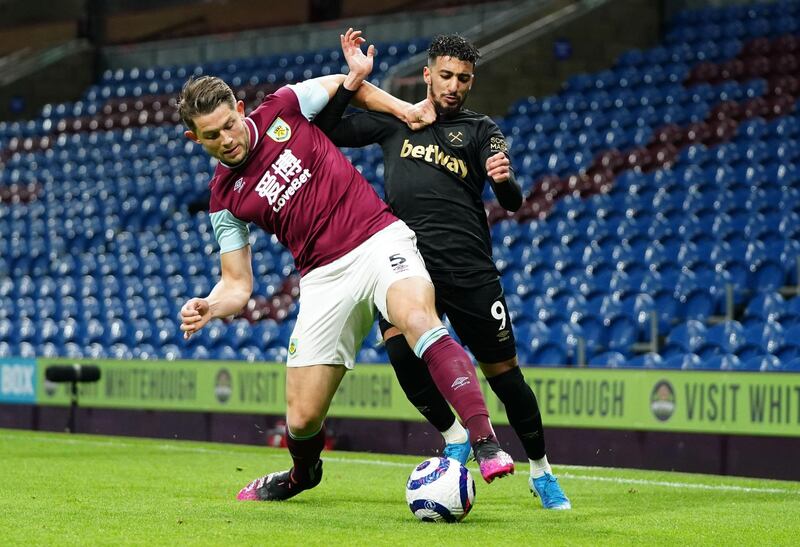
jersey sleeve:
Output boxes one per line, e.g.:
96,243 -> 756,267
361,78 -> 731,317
479,117 -> 522,210
479,117 -> 510,166
210,209 -> 250,254
326,111 -> 398,148
286,80 -> 330,121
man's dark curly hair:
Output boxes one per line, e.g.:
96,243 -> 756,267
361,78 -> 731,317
427,34 -> 481,65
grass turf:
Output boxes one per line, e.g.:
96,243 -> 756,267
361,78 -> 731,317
2,428 -> 799,546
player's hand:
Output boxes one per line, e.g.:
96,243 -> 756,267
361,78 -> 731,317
486,152 -> 512,183
341,28 -> 375,87
405,98 -> 436,130
180,298 -> 211,340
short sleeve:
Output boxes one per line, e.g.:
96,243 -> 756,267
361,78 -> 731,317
210,209 -> 250,253
287,80 -> 330,121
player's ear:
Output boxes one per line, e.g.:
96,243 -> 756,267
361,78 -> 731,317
236,100 -> 246,115
184,129 -> 199,143
423,66 -> 431,86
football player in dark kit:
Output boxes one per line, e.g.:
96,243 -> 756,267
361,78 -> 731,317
316,34 -> 571,509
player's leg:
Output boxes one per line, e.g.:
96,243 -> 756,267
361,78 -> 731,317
379,315 -> 470,464
444,280 -> 571,509
371,222 -> 514,482
480,358 -> 570,509
237,364 -> 345,501
384,276 -> 513,482
238,255 -> 373,501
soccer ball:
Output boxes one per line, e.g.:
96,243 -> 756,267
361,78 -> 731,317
405,457 -> 475,522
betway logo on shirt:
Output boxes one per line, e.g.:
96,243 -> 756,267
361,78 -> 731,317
400,139 -> 468,178
254,148 -> 312,213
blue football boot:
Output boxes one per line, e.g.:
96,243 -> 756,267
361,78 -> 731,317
442,431 -> 471,465
530,473 -> 571,509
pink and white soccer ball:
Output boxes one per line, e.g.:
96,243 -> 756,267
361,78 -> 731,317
405,457 -> 475,522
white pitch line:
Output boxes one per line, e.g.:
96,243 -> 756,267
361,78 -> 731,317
557,472 -> 800,495
3,432 -> 799,495
0,432 -> 258,457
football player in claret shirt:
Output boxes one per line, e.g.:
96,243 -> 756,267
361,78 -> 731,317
176,29 -> 515,502
315,34 -> 571,509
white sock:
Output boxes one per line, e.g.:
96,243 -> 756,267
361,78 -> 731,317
530,455 -> 552,478
441,419 -> 468,445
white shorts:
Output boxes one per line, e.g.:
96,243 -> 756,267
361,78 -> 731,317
286,221 -> 430,369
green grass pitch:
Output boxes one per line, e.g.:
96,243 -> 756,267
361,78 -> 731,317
2,428 -> 799,546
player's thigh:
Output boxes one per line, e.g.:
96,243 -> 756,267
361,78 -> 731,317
286,364 -> 347,434
439,280 -> 517,366
288,260 -> 376,369
369,222 -> 437,334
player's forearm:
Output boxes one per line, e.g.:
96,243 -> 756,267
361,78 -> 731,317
352,81 -> 412,124
314,83 -> 356,135
343,71 -> 364,92
493,171 -> 523,212
204,279 -> 251,319
315,68 -> 366,94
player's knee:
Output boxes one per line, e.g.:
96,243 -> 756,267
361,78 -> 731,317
287,409 -> 324,436
480,356 -> 519,378
397,307 -> 439,340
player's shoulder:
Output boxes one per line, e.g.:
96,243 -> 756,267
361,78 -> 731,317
258,86 -> 293,107
246,86 -> 300,128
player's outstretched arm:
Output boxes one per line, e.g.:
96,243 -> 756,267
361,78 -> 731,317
353,82 -> 436,129
180,245 -> 253,339
313,28 -> 435,132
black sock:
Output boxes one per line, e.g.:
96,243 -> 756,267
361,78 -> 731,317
286,425 -> 325,485
487,366 -> 546,460
385,334 -> 457,432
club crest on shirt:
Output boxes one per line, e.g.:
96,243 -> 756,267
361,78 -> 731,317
444,126 -> 468,148
267,117 -> 291,142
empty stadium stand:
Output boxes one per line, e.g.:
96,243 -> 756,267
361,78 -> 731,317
1,1 -> 799,371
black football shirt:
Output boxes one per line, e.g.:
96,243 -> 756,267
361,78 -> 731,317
326,109 -> 511,285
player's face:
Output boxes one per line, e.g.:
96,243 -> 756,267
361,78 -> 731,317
185,100 -> 250,165
424,56 -> 474,115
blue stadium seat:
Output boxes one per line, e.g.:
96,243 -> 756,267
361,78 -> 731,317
605,314 -> 638,353
772,325 -> 800,362
629,352 -> 664,368
664,319 -> 707,354
777,357 -> 800,372
761,355 -> 800,372
695,320 -> 745,357
109,343 -> 134,360
264,346 -> 288,363
529,341 -> 568,366
659,353 -> 699,369
744,292 -> 787,323
588,351 -> 627,368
